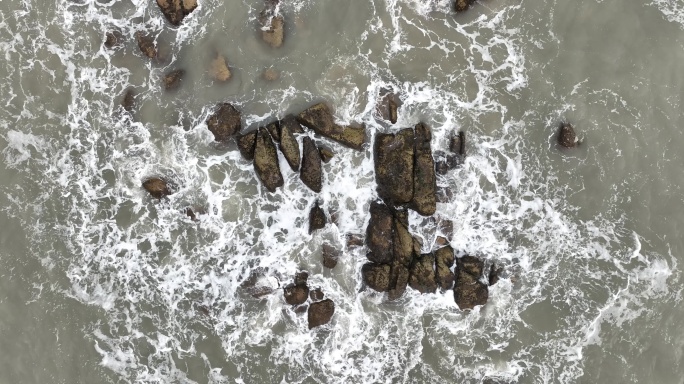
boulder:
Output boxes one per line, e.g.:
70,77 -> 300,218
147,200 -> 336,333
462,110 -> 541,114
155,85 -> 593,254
435,236 -> 449,247
262,68 -> 279,81
259,1 -> 285,49
410,123 -> 436,216
365,201 -> 394,264
297,103 -> 366,150
322,243 -> 339,269
209,54 -> 231,82
156,0 -> 198,26
308,299 -> 334,329
253,128 -> 284,192
362,263 -> 391,292
279,123 -> 300,171
309,288 -> 325,301
121,89 -> 135,113
280,114 -> 305,134
142,178 -> 172,199
300,137 -> 323,192
489,264 -> 503,286
104,31 -> 122,49
454,0 -> 476,12
318,146 -> 334,163
206,103 -> 241,142
409,253 -> 437,293
454,269 -> 488,310
284,285 -> 309,305
435,246 -> 455,290
558,122 -> 577,148
450,131 -> 466,156
163,69 -> 185,91
308,201 -> 327,234
374,128 -> 414,204
236,130 -> 257,161
387,264 -> 409,300
135,32 -> 157,59
458,255 -> 484,277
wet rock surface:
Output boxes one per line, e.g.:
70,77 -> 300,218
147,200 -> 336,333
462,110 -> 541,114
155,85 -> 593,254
450,131 -> 466,156
297,103 -> 366,150
280,114 -> 305,134
374,129 -> 415,204
279,122 -> 301,171
454,255 -> 489,310
121,89 -> 135,113
300,137 -> 322,192
142,178 -> 172,199
259,1 -> 284,48
408,253 -> 437,294
435,245 -> 455,290
322,243 -> 339,269
135,32 -> 157,59
253,128 -> 284,192
308,299 -> 334,329
236,130 -> 257,161
163,69 -> 185,91
156,0 -> 198,26
454,0 -> 476,12
558,122 -> 578,148
284,271 -> 309,305
362,263 -> 391,292
410,123 -> 436,216
365,201 -> 395,264
308,201 -> 327,234
104,30 -> 122,49
378,90 -> 400,124
318,146 -> 334,163
206,103 -> 241,142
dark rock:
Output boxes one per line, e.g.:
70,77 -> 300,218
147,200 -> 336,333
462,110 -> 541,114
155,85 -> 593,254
308,299 -> 334,329
104,31 -> 122,49
308,201 -> 327,234
394,209 -> 409,228
387,264 -> 409,300
365,201 -> 394,264
253,128 -> 284,192
454,0 -> 476,12
236,130 -> 257,161
410,122 -> 436,216
163,69 -> 185,91
284,285 -> 309,305
280,114 -> 305,134
392,219 -> 414,267
489,264 -> 503,286
362,263 -> 391,292
156,0 -> 198,26
266,121 -> 280,143
322,243 -> 339,269
239,268 -> 276,298
279,123 -> 300,171
184,207 -> 198,221
297,103 -> 366,150
206,103 -> 242,142
558,122 -> 577,148
259,1 -> 284,48
435,246 -> 455,290
438,219 -> 454,239
450,131 -> 466,156
135,32 -> 157,59
300,137 -> 323,192
294,304 -> 308,314
409,253 -> 437,293
319,146 -> 334,163
436,186 -> 453,203
121,89 -> 135,113
294,271 -> 309,286
309,288 -> 325,301
374,128 -> 415,204
262,68 -> 279,81
142,178 -> 172,199
454,269 -> 488,310
435,236 -> 449,247
435,151 -> 460,175
345,233 -> 364,249
458,255 -> 484,277
378,90 -> 399,124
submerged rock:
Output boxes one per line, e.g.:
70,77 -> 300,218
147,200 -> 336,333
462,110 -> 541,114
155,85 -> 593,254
435,151 -> 460,175
558,122 -> 578,148
300,137 -> 322,192
206,103 -> 241,142
253,128 -> 284,192
308,299 -> 334,329
236,130 -> 258,161
410,123 -> 436,216
322,243 -> 339,269
409,253 -> 437,294
135,32 -> 157,59
259,1 -> 284,48
378,90 -> 400,124
121,89 -> 135,113
266,121 -> 280,143
163,69 -> 185,91
209,54 -> 231,82
309,288 -> 325,301
284,285 -> 309,305
279,123 -> 301,171
104,30 -> 122,49
156,0 -> 198,26
362,263 -> 391,292
297,103 -> 366,150
387,264 -> 410,300
262,68 -> 279,81
346,233 -> 364,249
489,264 -> 503,286
308,201 -> 327,234
142,178 -> 172,199
454,255 -> 488,310
454,0 -> 476,12
365,201 -> 394,264
374,128 -> 415,204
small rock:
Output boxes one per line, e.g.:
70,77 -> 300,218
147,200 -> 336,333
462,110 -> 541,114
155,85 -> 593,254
156,0 -> 198,26
209,54 -> 231,82
392,219 -> 414,267
236,130 -> 258,161
309,288 -> 324,301
454,0 -> 476,12
489,264 -> 503,286
263,68 -> 279,81
558,122 -> 577,148
104,31 -> 122,49
206,103 -> 242,142
438,219 -> 454,239
308,200 -> 327,234
378,90 -> 399,124
362,263 -> 391,292
435,151 -> 460,175
308,299 -> 334,329
318,146 -> 334,163
449,131 -> 466,156
279,122 -> 301,171
253,128 -> 284,192
284,285 -> 309,305
374,128 -> 415,204
300,137 -> 323,192
135,32 -> 157,59
294,271 -> 309,286
458,255 -> 484,277
163,69 -> 185,91
322,243 -> 339,269
345,233 -> 364,249
297,103 -> 366,150
454,269 -> 488,310
142,178 -> 172,199
409,253 -> 437,294
121,89 -> 135,113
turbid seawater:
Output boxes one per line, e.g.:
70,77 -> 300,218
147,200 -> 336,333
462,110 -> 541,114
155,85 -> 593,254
1,0 -> 684,383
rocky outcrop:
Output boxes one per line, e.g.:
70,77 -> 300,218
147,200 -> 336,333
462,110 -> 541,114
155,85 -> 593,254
236,130 -> 257,161
259,1 -> 284,48
435,245 -> 455,290
453,0 -> 476,12
163,69 -> 185,91
206,103 -> 241,142
279,123 -> 300,171
253,128 -> 284,192
300,137 -> 322,192
135,32 -> 157,59
297,103 -> 366,150
308,299 -> 334,329
209,54 -> 231,82
322,243 -> 339,269
558,122 -> 577,148
308,201 -> 327,234
374,129 -> 415,204
454,255 -> 488,310
156,0 -> 198,26
142,178 -> 172,199
410,123 -> 436,216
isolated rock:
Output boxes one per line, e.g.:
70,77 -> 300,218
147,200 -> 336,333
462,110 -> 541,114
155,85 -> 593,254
319,146 -> 334,163
121,89 -> 135,113
450,131 -> 466,156
374,128 -> 415,204
263,68 -> 279,81
206,103 -> 241,142
322,243 -> 339,269
309,288 -> 325,301
259,3 -> 285,49
308,299 -> 334,329
279,123 -> 300,171
489,264 -> 503,286
209,54 -> 231,82
454,0 -> 476,12
558,122 -> 577,148
409,253 -> 437,294
365,201 -> 394,264
300,137 -> 323,192
284,285 -> 309,305
135,32 -> 157,58
104,31 -> 122,49
280,114 -> 305,134
454,269 -> 488,310
142,178 -> 172,199
308,201 -> 327,234
163,69 -> 185,91
410,123 -> 436,216
379,90 -> 399,124
297,103 -> 366,150
236,130 -> 257,161
362,263 -> 391,292
156,0 -> 198,26
253,128 -> 284,192
435,245 -> 455,290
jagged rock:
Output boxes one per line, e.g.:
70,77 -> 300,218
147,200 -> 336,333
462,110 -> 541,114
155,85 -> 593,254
322,243 -> 339,269
253,128 -> 284,192
300,137 -> 322,192
558,122 -> 577,148
142,178 -> 172,199
279,123 -> 300,171
135,32 -> 157,59
163,69 -> 185,91
280,114 -> 305,134
284,285 -> 309,305
435,246 -> 455,290
266,121 -> 280,143
345,233 -> 364,249
410,123 -> 436,216
489,264 -> 503,286
263,68 -> 279,81
374,128 -> 414,204
206,103 -> 241,142
259,1 -> 284,48
362,263 -> 391,292
121,89 -> 135,113
104,31 -> 122,49
309,288 -> 324,301
454,0 -> 476,12
450,131 -> 466,156
388,265 -> 409,300
209,54 -> 231,82
319,146 -> 334,163
308,299 -> 334,329
454,269 -> 488,310
184,207 -> 199,221
308,201 -> 327,234
156,0 -> 198,26
297,103 -> 366,150
236,130 -> 257,161
378,90 -> 399,124
409,253 -> 437,294
365,201 -> 394,264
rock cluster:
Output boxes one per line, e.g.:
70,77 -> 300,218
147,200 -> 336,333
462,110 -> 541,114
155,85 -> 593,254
282,272 -> 335,329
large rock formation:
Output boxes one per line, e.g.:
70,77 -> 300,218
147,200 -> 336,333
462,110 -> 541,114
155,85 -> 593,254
297,103 -> 366,150
279,123 -> 300,171
156,0 -> 198,26
558,122 -> 578,148
206,103 -> 241,142
253,128 -> 284,192
236,130 -> 257,161
453,256 -> 489,310
300,137 -> 322,192
410,123 -> 436,216
308,299 -> 334,329
142,178 -> 172,199
374,129 -> 415,204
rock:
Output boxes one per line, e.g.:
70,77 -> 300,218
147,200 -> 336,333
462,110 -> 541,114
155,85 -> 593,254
309,288 -> 325,301
319,146 -> 334,163
374,128 -> 414,204
239,268 -> 277,298
263,68 -> 279,81
209,54 -> 231,82
308,201 -> 327,234
387,265 -> 409,300
297,103 -> 366,150
410,123 -> 436,216
438,219 -> 454,239
458,255 -> 484,277
436,186 -> 453,203
394,209 -> 409,228
558,122 -> 577,148
450,131 -> 466,156
454,0 -> 476,12
104,31 -> 122,49
362,263 -> 391,292
300,137 -> 323,192
294,304 -> 308,314
253,128 -> 284,192
135,32 -> 157,59
345,233 -> 364,249
454,269 -> 488,310
236,130 -> 257,161
206,103 -> 242,142
435,246 -> 455,290
365,201 -> 394,264
280,114 -> 305,134
156,0 -> 198,26
184,207 -> 198,221
163,69 -> 185,91
266,121 -> 280,143
259,11 -> 285,48
409,253 -> 437,294
121,89 -> 135,113
284,285 -> 309,305
489,264 -> 503,286
294,271 -> 309,286
279,123 -> 300,171
379,90 -> 399,124
434,151 -> 460,175
435,236 -> 449,247
392,219 -> 414,267
322,243 -> 339,269
142,178 -> 172,199
308,299 -> 334,329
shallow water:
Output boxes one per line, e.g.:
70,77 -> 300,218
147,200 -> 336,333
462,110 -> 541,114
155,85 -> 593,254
1,0 -> 684,383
